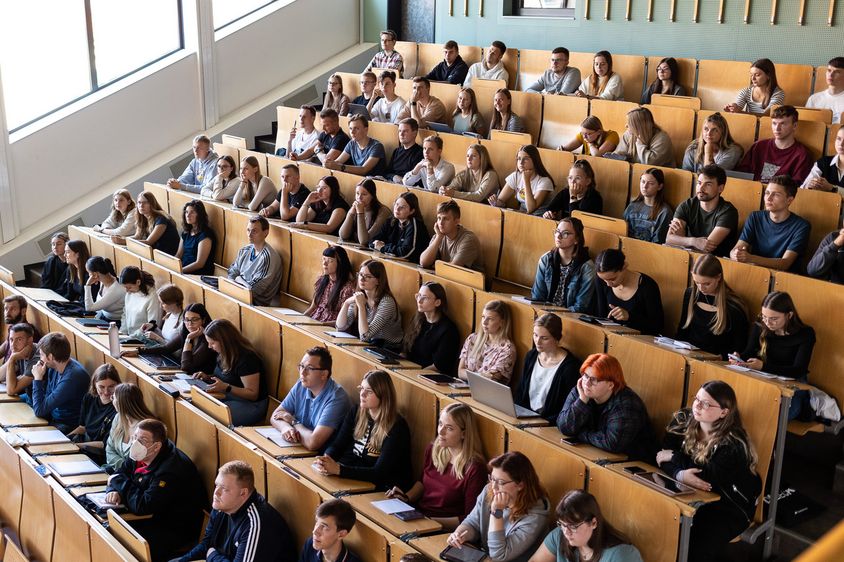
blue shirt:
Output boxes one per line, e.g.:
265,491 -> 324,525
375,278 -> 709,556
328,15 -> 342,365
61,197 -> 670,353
280,378 -> 351,449
180,230 -> 215,275
739,210 -> 811,272
30,358 -> 89,429
343,138 -> 387,176
542,527 -> 643,561
177,151 -> 218,194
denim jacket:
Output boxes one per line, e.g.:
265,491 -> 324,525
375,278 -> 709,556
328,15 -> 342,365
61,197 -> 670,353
531,250 -> 595,312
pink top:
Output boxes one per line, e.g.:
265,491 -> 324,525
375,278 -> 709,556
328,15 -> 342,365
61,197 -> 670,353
459,333 -> 517,384
418,443 -> 488,520
309,277 -> 355,322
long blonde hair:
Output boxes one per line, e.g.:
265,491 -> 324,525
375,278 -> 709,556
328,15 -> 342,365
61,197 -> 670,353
354,370 -> 399,453
690,113 -> 742,168
432,403 -> 485,480
683,255 -> 747,335
469,300 -> 513,365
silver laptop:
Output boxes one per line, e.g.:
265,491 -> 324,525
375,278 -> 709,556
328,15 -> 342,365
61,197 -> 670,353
466,371 -> 539,419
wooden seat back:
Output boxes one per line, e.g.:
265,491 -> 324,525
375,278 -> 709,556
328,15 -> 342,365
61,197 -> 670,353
498,210 -> 554,289
265,460 -> 322,549
814,64 -> 829,94
113,245 -> 142,276
125,237 -> 154,260
107,509 -> 151,562
434,260 -> 485,291
758,117 -> 827,161
428,81 -> 461,118
288,230 -> 332,303
489,129 -> 533,146
478,137 -> 518,185
517,48 -> 552,91
240,306 -> 283,398
0,439 -> 22,530
776,63 -> 814,107
559,315 -> 607,358
394,41 -> 417,77
583,228 -> 621,259
498,48 -> 519,90
218,428 -> 267,495
19,458 -> 55,562
368,120 -> 400,157
537,148 -> 574,190
451,198 -> 503,278
221,134 -> 247,148
2,538 -> 27,562
509,90 -> 543,144
192,387 -> 233,427
436,131 -> 475,175
697,110 -> 759,156
214,142 -> 239,164
173,190 -> 226,265
538,94 -> 589,150
169,271 -> 204,309
771,105 -> 834,124
153,249 -> 182,274
789,187 -> 842,262
375,257 -> 421,331
279,324 -> 327,396
239,149 -> 268,176
89,523 -> 138,562
611,54 -> 647,102
74,335 -> 106,379
88,234 -> 116,265
631,163 -> 694,211
588,99 -> 639,136
646,56 -> 698,98
691,255 -> 771,321
275,105 -> 310,152
140,258 -> 173,293
51,485 -> 92,562
471,78 -> 507,125
135,374 -> 178,441
175,400 -> 219,499
697,59 -> 751,111
218,276 -> 253,305
571,211 -> 628,237
650,94 -> 701,111
580,153 -> 631,219
143,182 -> 170,210
417,43 -> 482,76
723,177 -> 763,231
507,430 -> 587,508
568,52 -> 596,82
644,104 -> 696,167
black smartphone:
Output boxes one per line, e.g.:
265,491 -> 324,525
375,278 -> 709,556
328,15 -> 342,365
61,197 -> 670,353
158,375 -> 173,382
624,465 -> 647,475
560,437 -> 579,446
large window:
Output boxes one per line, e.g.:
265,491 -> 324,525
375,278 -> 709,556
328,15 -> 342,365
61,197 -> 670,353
0,0 -> 183,132
513,0 -> 576,17
213,0 -> 277,31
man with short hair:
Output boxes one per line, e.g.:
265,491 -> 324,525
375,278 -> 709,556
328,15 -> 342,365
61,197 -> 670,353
463,40 -> 509,87
368,71 -> 405,124
271,347 -> 351,453
419,200 -> 484,271
1,295 -> 38,361
425,40 -> 469,85
385,118 -> 424,183
227,216 -> 283,306
806,56 -> 844,123
395,77 -> 448,129
365,30 -> 403,75
178,461 -> 295,562
807,219 -> 844,284
323,115 -> 387,177
403,135 -> 456,192
28,332 -> 88,433
168,135 -> 218,194
352,71 -> 380,106
0,324 -> 38,396
666,165 -> 739,257
105,419 -> 206,562
260,164 -> 310,221
312,108 -> 350,165
524,47 -> 581,95
299,499 -> 361,562
738,105 -> 813,184
282,105 -> 320,161
731,175 -> 811,272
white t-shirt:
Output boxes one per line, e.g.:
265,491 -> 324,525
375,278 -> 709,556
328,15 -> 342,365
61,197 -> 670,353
529,360 -> 559,412
806,89 -> 844,124
505,171 -> 554,209
291,128 -> 319,155
370,96 -> 406,124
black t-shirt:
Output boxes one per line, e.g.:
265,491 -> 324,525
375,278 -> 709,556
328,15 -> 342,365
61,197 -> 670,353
544,188 -> 604,217
79,393 -> 117,442
407,316 -> 460,375
318,130 -> 351,155
311,197 -> 351,234
270,184 -> 310,218
214,349 -> 267,400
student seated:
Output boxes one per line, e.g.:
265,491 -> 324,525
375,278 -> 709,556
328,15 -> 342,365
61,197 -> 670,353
623,167 -> 673,244
201,155 -> 241,201
666,165 -> 739,257
525,47 -> 581,95
801,125 -> 844,196
0,323 -> 38,397
324,73 -> 350,116
92,190 -> 137,238
457,300 -> 516,384
531,217 -> 596,312
339,179 -> 392,246
314,370 -> 412,490
732,292 -> 815,420
323,114 -> 387,177
676,254 -> 749,358
447,451 -> 550,562
641,57 -> 685,104
403,135 -> 456,192
576,51 -> 624,101
271,346 -> 351,452
123,284 -> 184,360
395,77 -> 448,129
489,88 -> 526,136
352,72 -> 379,108
105,383 -> 157,471
1,296 -> 39,360
724,58 -> 784,116
365,29 -> 403,74
370,193 -> 430,263
177,304 -> 218,375
196,319 -> 268,426
178,461 -> 295,562
490,144 -> 554,214
336,260 -> 404,350
386,403 -> 487,530
233,156 -> 277,212
542,159 -> 603,220
419,200 -> 485,271
557,353 -> 656,461
281,105 -> 320,160
559,116 -> 619,157
227,215 -> 283,306
368,70 -> 405,124
441,144 -> 500,203
426,40 -> 470,85
730,176 -> 810,272
403,282 -> 460,374
58,239 -> 91,303
657,381 -> 762,562
807,222 -> 844,283
806,56 -> 844,123
738,105 -> 813,184
167,135 -> 217,194
104,419 -> 206,562
682,113 -> 744,172
29,332 -> 89,433
593,249 -> 664,336
312,108 -> 351,165
40,232 -> 70,292
175,199 -> 216,275
515,314 -> 582,423
118,267 -> 160,335
83,256 -> 125,323
259,163 -> 311,221
129,191 -> 180,254
384,118 -> 424,182
530,490 -> 644,562
452,88 -> 488,137
304,246 -> 357,323
67,364 -> 119,464
294,176 -> 350,236
463,40 -> 509,87
299,499 -> 362,562
611,107 -> 674,167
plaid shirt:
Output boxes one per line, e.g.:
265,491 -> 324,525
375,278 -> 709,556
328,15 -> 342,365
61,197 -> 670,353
367,50 -> 403,73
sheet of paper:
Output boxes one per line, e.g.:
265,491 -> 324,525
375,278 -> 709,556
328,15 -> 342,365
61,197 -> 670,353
255,427 -> 297,447
324,331 -> 358,339
17,429 -> 71,445
172,380 -> 193,392
0,383 -> 6,393
371,498 -> 414,514
86,491 -> 124,509
654,336 -> 696,350
49,459 -> 103,476
510,295 -> 533,305
273,307 -> 304,316
18,288 -> 67,302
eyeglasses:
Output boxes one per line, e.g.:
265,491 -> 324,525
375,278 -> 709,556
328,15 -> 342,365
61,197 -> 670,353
550,58 -> 566,63
554,230 -> 574,238
184,316 -> 202,324
657,66 -> 671,72
558,520 -> 587,533
693,396 -> 722,411
414,293 -> 431,301
358,272 -> 375,280
488,475 -> 514,487
760,314 -> 785,324
357,385 -> 375,396
298,364 -> 326,373
581,374 -> 603,386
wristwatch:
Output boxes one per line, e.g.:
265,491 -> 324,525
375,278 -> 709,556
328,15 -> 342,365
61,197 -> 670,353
491,508 -> 504,519
225,384 -> 232,394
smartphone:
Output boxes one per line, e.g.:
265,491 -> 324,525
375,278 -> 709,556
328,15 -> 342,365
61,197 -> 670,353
158,375 -> 173,382
624,465 -> 647,475
560,436 -> 579,446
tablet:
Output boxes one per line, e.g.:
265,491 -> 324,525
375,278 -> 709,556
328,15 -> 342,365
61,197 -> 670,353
418,373 -> 460,385
634,471 -> 695,496
440,544 -> 487,562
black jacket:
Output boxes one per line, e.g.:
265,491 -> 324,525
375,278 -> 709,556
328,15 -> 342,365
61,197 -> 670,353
40,255 -> 68,291
425,55 -> 470,85
371,216 -> 430,263
514,349 -> 581,423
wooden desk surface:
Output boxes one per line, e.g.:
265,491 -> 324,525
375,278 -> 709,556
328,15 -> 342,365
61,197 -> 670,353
68,484 -> 108,499
606,461 -> 720,516
408,533 -> 452,560
457,396 -> 549,428
0,402 -> 49,428
526,426 -> 628,464
38,453 -> 109,486
88,334 -> 166,375
346,492 -> 442,537
298,324 -> 370,346
560,313 -> 641,336
257,307 -> 325,325
629,334 -> 721,361
392,370 -> 471,397
282,457 -> 375,495
0,391 -> 22,403
234,426 -> 314,459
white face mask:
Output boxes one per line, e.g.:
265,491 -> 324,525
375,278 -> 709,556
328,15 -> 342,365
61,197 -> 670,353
129,439 -> 149,462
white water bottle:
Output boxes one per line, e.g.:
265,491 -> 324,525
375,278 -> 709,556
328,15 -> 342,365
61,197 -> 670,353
108,322 -> 120,358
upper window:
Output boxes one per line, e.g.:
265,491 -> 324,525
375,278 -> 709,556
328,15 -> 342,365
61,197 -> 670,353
513,0 -> 576,17
213,0 -> 277,31
0,0 -> 183,132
